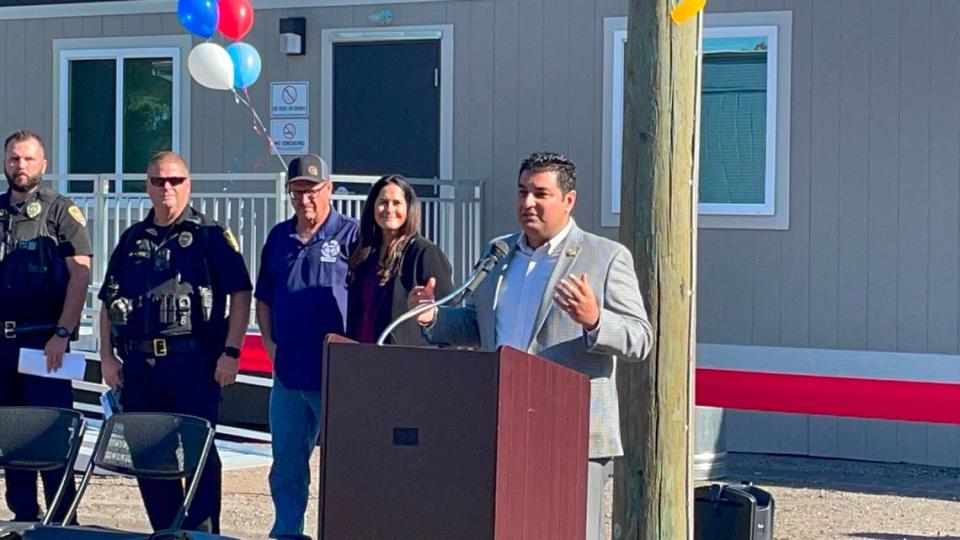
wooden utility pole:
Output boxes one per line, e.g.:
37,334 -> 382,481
614,0 -> 701,538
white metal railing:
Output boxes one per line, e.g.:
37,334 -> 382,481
47,172 -> 482,356
48,172 -> 481,440
42,173 -> 483,289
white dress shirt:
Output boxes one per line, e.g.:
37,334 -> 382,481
494,219 -> 574,350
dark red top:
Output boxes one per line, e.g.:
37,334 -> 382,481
355,262 -> 385,343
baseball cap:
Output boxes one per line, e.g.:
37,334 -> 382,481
286,154 -> 331,184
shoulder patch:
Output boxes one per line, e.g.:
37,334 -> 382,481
68,206 -> 86,226
223,227 -> 240,252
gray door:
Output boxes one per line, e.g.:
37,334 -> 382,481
332,40 -> 441,179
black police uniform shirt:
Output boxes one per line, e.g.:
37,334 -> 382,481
0,186 -> 93,322
98,206 -> 252,344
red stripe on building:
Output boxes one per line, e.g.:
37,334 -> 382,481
240,341 -> 960,426
696,368 -> 960,425
240,334 -> 272,374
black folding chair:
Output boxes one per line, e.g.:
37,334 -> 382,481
20,412 -> 227,540
0,407 -> 86,538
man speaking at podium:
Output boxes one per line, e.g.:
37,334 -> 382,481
410,151 -> 654,540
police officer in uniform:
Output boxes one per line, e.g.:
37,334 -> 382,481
0,129 -> 92,523
98,151 -> 251,533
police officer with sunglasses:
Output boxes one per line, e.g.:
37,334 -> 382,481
98,151 -> 252,534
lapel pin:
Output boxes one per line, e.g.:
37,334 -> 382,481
565,248 -> 579,257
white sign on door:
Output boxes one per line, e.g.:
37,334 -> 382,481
270,119 -> 309,154
271,82 -> 309,117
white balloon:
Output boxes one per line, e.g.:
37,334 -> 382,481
188,42 -> 234,91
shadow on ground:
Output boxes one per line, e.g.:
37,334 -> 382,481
849,534 -> 960,539
714,452 -> 960,503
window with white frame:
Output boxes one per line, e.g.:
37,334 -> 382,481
602,12 -> 792,229
55,36 -> 190,194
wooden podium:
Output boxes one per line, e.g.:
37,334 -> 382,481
319,336 -> 590,539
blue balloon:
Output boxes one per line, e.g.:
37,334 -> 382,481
227,42 -> 262,89
177,0 -> 219,39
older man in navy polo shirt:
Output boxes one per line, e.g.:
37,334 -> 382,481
255,154 -> 358,539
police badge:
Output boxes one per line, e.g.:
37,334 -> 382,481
25,201 -> 41,219
178,231 -> 193,248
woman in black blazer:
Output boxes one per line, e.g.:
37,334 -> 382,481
347,175 -> 453,345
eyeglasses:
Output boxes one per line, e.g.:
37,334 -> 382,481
288,189 -> 325,200
148,176 -> 188,188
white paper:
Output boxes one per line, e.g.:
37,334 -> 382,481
17,348 -> 86,381
100,390 -> 117,419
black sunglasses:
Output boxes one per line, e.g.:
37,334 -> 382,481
148,176 -> 188,188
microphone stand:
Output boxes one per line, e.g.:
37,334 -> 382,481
375,277 -> 474,346
376,240 -> 509,346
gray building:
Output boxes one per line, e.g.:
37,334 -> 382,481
1,0 -> 957,466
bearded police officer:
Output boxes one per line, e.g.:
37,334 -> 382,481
0,129 -> 92,523
98,151 -> 251,534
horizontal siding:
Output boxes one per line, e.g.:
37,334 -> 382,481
700,0 -> 960,356
0,0 -> 632,241
725,410 -> 960,468
702,0 -> 960,466
1,1 -> 951,349
1,0 -> 956,464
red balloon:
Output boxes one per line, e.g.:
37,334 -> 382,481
217,0 -> 254,40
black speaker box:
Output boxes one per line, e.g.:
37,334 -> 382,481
694,482 -> 774,540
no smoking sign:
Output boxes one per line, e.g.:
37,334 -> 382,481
270,119 -> 309,154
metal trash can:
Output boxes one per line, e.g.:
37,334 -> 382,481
694,482 -> 775,540
694,406 -> 728,480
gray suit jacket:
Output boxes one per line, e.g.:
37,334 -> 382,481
427,220 -> 653,458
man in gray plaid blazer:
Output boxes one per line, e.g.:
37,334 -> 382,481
410,152 -> 653,540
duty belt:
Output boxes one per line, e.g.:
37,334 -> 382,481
121,337 -> 205,357
3,321 -> 56,339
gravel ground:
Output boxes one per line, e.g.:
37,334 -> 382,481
0,447 -> 315,539
718,453 -> 960,540
2,450 -> 959,539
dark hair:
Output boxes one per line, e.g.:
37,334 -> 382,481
518,151 -> 576,194
4,129 -> 45,153
347,175 -> 422,285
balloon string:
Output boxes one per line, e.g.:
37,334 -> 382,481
232,89 -> 288,172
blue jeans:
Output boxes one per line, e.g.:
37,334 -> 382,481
269,376 -> 322,539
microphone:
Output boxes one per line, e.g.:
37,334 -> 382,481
375,240 -> 511,346
451,240 -> 510,304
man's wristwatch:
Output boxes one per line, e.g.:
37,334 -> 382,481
223,346 -> 241,359
54,326 -> 71,339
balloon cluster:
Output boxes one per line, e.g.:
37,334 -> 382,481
178,0 -> 262,90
